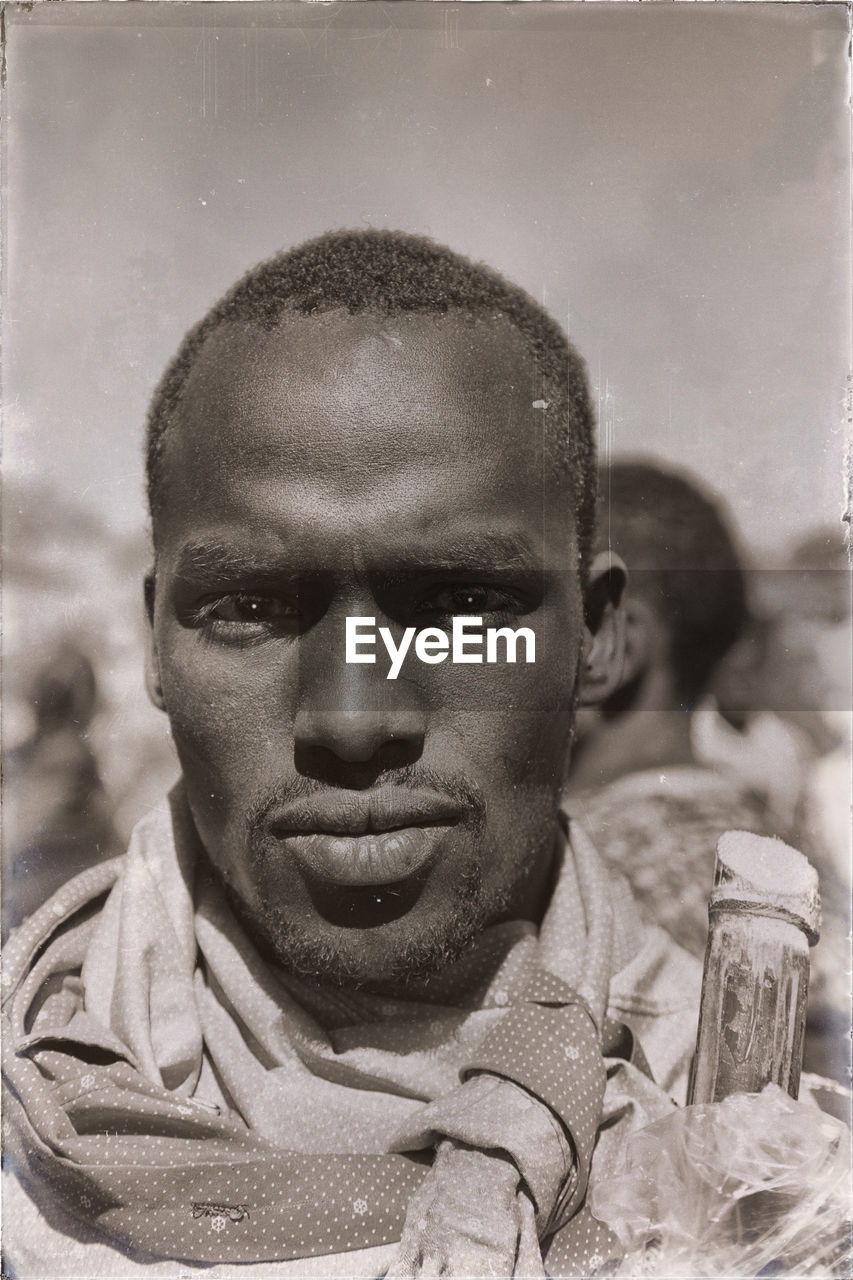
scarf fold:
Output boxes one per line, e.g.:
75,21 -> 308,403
3,785 -> 633,1266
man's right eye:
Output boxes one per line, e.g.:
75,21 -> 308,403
194,592 -> 302,641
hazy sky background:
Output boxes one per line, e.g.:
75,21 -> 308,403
4,1 -> 850,566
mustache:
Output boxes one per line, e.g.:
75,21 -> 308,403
246,765 -> 487,846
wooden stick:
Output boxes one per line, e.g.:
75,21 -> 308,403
688,830 -> 821,1105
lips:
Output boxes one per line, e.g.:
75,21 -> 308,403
268,787 -> 464,887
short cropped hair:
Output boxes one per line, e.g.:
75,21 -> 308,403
145,229 -> 597,562
596,459 -> 747,702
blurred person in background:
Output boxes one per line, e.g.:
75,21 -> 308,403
699,612 -> 812,838
2,640 -> 121,937
2,481 -> 179,937
706,525 -> 851,853
759,527 -> 851,866
565,460 -> 785,960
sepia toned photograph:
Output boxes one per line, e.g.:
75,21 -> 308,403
2,2 -> 851,1276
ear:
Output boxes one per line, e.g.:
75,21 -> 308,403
618,596 -> 659,689
577,552 -> 628,707
144,571 -> 167,712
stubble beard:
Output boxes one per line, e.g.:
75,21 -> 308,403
217,769 -> 558,993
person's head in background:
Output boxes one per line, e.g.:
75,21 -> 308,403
751,526 -> 852,754
567,458 -> 747,793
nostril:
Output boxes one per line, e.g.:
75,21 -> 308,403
295,712 -> 419,757
294,706 -> 426,775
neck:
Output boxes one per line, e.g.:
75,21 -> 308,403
566,668 -> 696,794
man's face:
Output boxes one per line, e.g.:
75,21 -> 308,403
148,309 -> 586,987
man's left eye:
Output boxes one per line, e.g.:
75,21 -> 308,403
415,585 -> 522,619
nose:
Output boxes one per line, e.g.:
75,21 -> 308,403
293,619 -> 426,765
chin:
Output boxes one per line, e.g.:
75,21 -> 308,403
246,875 -> 493,991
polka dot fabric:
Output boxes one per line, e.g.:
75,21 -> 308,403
3,788 -> 653,1273
465,999 -> 605,1233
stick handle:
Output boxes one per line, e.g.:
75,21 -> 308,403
688,831 -> 820,1105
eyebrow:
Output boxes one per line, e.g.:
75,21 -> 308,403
172,530 -> 542,584
173,539 -> 293,585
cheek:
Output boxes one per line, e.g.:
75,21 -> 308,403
424,627 -> 579,790
156,630 -> 292,793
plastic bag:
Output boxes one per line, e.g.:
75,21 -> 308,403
589,1084 -> 852,1278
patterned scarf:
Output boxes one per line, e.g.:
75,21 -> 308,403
3,786 -> 638,1268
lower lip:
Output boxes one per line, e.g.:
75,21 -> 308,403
281,825 -> 449,887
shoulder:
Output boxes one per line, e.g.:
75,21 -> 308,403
2,857 -> 124,1005
607,901 -> 703,1104
608,913 -> 703,1022
564,813 -> 704,1104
